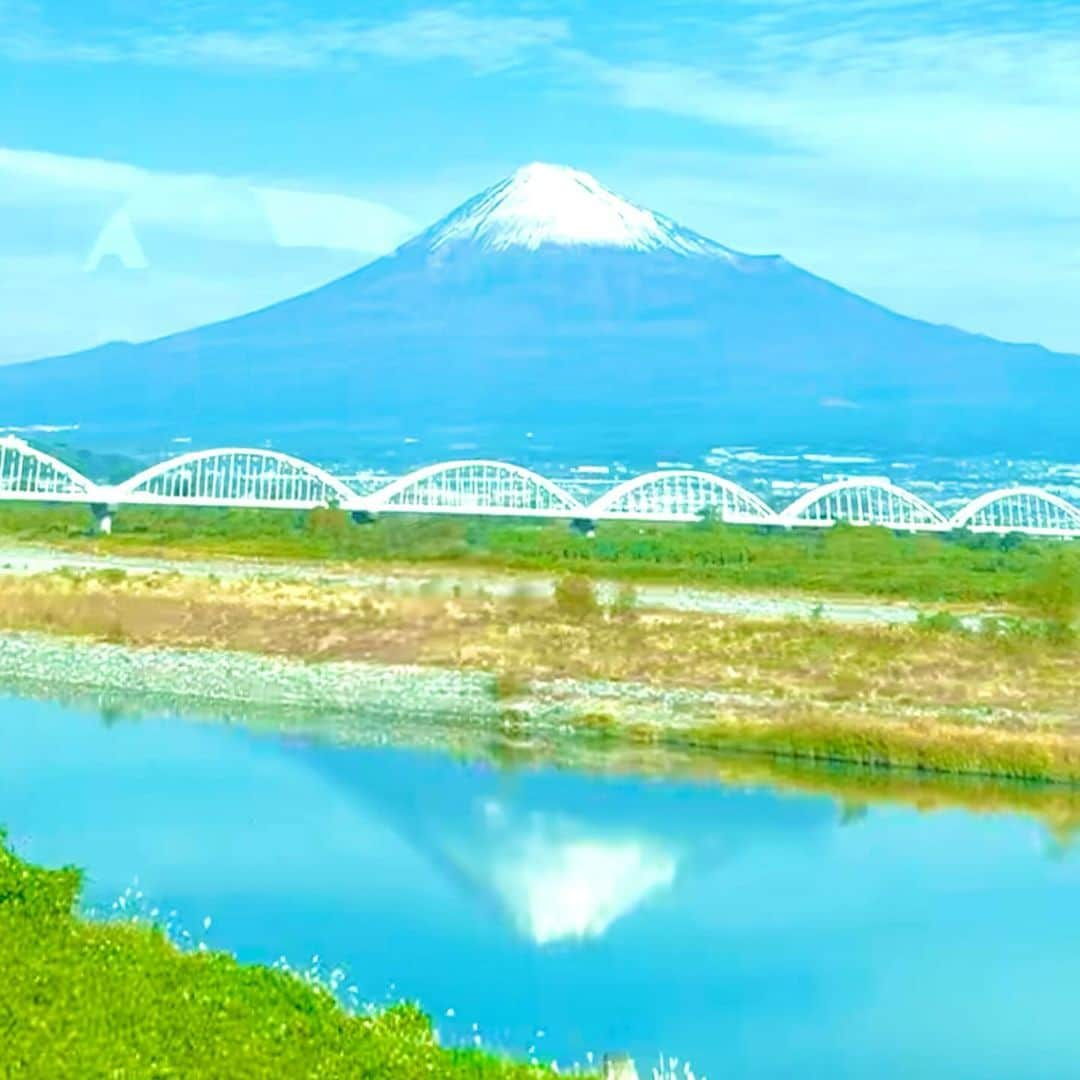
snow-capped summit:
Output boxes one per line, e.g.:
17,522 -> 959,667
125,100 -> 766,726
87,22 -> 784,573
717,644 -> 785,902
4,159 -> 1076,459
419,162 -> 734,257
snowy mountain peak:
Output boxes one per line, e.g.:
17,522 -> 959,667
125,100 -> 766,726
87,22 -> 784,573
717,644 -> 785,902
420,162 -> 736,258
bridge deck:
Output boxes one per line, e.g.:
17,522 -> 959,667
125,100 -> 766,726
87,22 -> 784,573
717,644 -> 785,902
1,437 -> 1077,539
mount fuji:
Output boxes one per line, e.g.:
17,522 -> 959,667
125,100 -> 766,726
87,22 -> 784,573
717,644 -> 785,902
3,162 -> 1077,460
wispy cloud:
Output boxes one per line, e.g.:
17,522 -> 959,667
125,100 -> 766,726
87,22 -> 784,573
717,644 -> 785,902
3,6 -> 570,74
0,145 -> 418,363
574,1 -> 1080,349
586,8 -> 1080,207
0,146 -> 416,251
349,8 -> 569,72
0,147 -> 145,198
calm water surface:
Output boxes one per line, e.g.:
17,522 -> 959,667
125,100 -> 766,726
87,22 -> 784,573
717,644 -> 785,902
3,694 -> 1079,1078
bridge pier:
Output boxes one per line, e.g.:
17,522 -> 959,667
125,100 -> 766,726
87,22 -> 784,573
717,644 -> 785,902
90,503 -> 116,536
569,517 -> 597,538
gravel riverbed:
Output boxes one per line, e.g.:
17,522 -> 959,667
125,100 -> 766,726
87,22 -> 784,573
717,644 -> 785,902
0,543 -> 986,628
0,630 -> 787,739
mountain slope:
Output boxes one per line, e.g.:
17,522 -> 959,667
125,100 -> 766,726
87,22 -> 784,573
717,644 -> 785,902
2,162 -> 1076,458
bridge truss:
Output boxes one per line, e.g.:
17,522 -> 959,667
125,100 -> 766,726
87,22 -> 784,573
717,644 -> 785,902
3,436 -> 1080,540
779,478 -> 949,531
116,448 -> 359,510
949,487 -> 1080,538
589,470 -> 777,524
0,435 -> 96,503
368,460 -> 584,518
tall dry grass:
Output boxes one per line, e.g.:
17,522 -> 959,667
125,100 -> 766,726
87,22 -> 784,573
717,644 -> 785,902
1,570 -> 1078,728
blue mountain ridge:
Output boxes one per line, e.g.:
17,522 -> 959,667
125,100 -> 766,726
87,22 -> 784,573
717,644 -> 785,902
2,164 -> 1075,461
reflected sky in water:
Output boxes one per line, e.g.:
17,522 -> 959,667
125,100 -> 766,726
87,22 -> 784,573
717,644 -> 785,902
2,694 -> 1079,1077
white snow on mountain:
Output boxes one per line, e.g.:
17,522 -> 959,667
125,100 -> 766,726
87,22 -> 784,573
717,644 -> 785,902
489,834 -> 677,945
421,162 -> 738,258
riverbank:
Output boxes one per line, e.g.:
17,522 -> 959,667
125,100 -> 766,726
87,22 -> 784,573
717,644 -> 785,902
0,838 -> 563,1078
1,551 -> 1079,782
9,671 -> 1080,842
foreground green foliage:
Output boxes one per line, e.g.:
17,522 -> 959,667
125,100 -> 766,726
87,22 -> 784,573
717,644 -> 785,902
0,838 -> 557,1079
3,500 -> 1080,614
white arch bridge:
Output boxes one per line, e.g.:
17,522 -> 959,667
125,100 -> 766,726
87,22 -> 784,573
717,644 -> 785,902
2,435 -> 1079,539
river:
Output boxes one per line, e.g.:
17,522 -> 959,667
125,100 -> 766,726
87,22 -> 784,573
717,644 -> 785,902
2,692 -> 1079,1078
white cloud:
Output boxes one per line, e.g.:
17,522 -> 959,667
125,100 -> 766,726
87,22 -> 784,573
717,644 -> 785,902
0,145 -> 416,253
0,146 -> 417,363
590,43 -> 1080,192
253,187 -> 417,254
2,6 -> 569,74
573,6 -> 1080,349
0,146 -> 144,198
344,8 -> 568,72
577,2 -> 1080,205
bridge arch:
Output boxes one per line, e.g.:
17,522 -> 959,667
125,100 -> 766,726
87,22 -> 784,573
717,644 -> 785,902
779,477 -> 948,530
368,460 -> 584,517
0,435 -> 96,501
950,487 -> 1080,537
587,470 -> 778,524
116,448 -> 359,509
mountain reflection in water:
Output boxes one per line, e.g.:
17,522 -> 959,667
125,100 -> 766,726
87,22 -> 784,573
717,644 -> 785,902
302,741 -> 834,948
1,693 -> 1079,1078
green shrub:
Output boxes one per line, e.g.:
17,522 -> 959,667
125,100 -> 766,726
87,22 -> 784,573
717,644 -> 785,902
0,835 -> 565,1078
492,671 -> 530,699
5,500 -> 1080,613
306,505 -> 352,545
915,611 -> 966,635
1024,552 -> 1080,624
553,574 -> 599,618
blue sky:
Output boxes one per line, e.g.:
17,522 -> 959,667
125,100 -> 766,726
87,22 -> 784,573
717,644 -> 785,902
4,0 -> 1080,362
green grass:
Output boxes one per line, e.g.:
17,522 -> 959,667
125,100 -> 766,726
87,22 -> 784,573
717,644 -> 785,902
0,837 -> 561,1078
2,500 -> 1080,613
